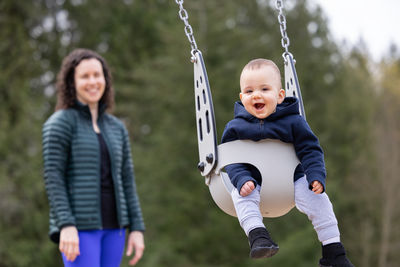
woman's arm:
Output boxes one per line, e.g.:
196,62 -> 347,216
42,112 -> 76,228
120,126 -> 145,232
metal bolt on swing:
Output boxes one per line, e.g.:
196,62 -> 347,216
206,153 -> 214,164
197,162 -> 205,172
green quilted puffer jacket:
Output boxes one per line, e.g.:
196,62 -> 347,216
42,102 -> 145,242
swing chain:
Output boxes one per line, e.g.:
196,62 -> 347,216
275,0 -> 293,64
175,0 -> 198,63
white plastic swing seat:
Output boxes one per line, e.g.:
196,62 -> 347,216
207,139 -> 300,218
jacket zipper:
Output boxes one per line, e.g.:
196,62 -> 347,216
259,119 -> 264,139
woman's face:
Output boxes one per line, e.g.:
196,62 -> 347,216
74,58 -> 106,106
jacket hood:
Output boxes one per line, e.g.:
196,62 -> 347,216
233,96 -> 300,122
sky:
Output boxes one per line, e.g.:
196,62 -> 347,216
310,0 -> 400,61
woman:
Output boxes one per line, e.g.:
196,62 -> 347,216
42,48 -> 145,266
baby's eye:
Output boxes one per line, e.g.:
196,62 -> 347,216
262,87 -> 269,91
245,90 -> 253,94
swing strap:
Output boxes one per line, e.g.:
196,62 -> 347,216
193,51 -> 218,176
284,53 -> 306,118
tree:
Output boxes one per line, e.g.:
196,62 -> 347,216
376,55 -> 400,267
0,1 -> 56,266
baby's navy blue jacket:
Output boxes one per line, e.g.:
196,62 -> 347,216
221,97 -> 326,192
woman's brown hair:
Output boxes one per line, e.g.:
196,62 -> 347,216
55,48 -> 114,111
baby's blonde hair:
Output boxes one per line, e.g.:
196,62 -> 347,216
241,58 -> 282,87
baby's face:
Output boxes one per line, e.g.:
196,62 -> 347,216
240,65 -> 285,119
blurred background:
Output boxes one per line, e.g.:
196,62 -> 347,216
0,0 -> 399,266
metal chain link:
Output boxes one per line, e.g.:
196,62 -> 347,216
175,0 -> 292,63
275,0 -> 293,62
175,0 -> 198,62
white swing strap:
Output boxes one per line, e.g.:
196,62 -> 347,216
193,51 -> 218,176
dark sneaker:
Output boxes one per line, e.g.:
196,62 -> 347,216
319,242 -> 355,267
248,227 -> 279,259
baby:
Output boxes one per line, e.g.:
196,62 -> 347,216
221,58 -> 354,267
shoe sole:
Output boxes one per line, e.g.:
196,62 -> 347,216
319,263 -> 355,267
319,261 -> 354,267
250,246 -> 279,259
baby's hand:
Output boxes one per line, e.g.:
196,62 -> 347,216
311,181 -> 323,194
240,181 -> 255,197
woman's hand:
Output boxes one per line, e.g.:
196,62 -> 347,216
59,226 -> 80,262
126,231 -> 145,266
240,181 -> 256,197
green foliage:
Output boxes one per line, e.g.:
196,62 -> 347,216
1,0 -> 398,266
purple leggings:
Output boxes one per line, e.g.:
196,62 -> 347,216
62,229 -> 126,267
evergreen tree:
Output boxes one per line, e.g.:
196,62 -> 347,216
0,1 -> 57,266
375,55 -> 400,267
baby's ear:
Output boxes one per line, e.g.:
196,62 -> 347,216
277,88 -> 285,103
239,92 -> 243,101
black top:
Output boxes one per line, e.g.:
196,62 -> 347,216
97,133 -> 119,229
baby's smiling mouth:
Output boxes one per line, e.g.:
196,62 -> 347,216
254,103 -> 265,110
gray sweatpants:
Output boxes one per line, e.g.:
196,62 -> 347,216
231,176 -> 340,243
